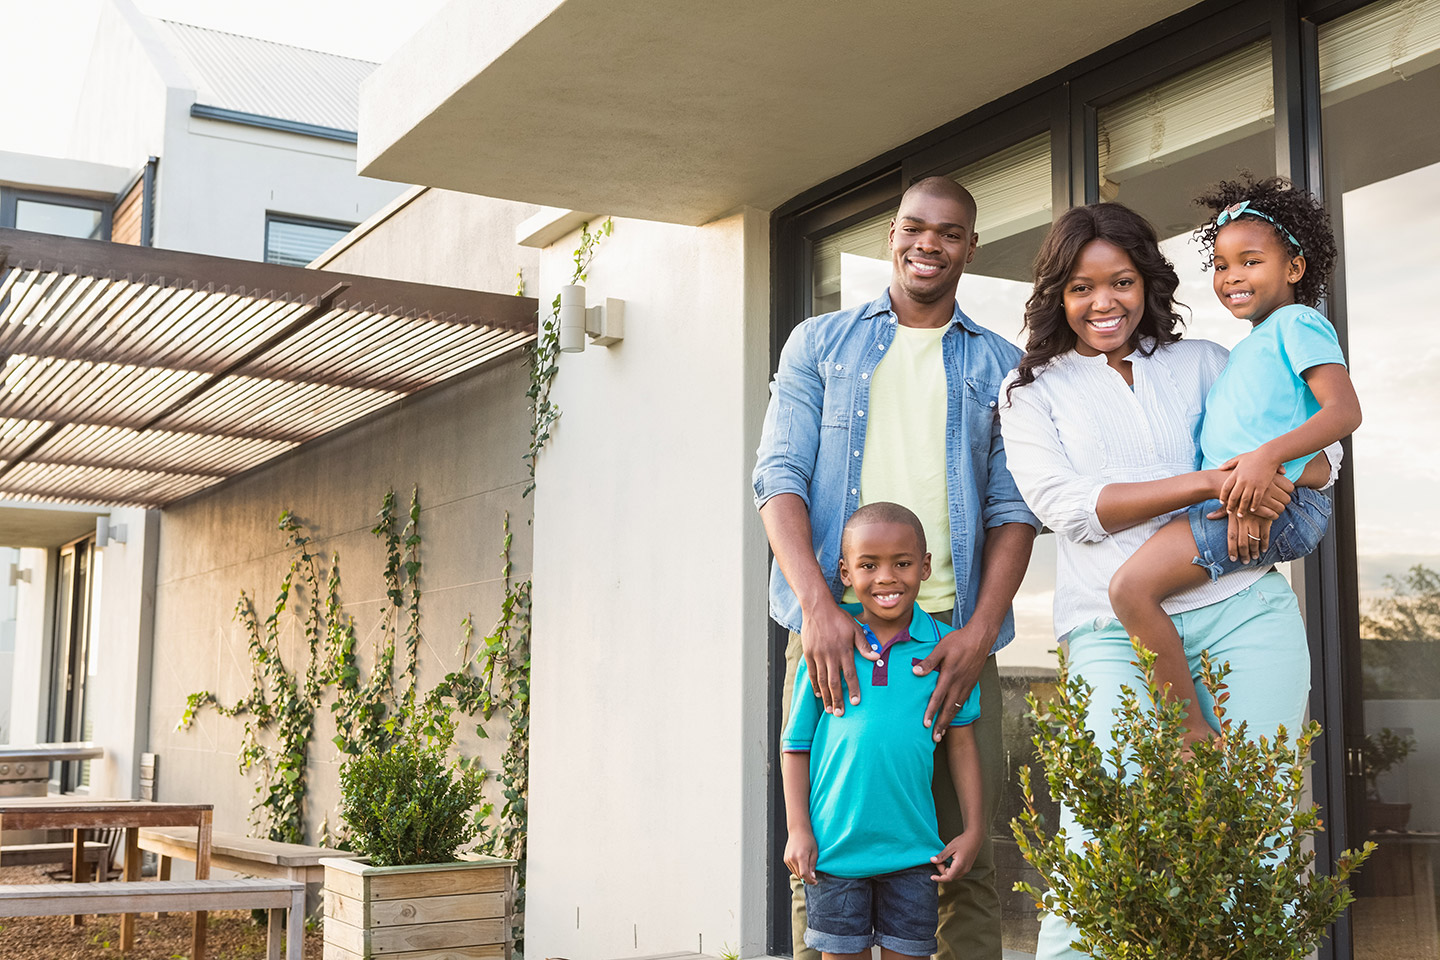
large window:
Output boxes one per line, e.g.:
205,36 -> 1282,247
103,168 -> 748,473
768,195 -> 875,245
773,1 -> 1440,956
1320,1 -> 1440,954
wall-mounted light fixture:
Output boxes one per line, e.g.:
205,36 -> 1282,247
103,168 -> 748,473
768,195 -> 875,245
96,516 -> 127,547
7,563 -> 31,586
558,284 -> 624,354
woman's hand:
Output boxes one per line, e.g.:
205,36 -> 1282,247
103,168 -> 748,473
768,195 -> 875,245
1230,512 -> 1275,564
1218,449 -> 1288,517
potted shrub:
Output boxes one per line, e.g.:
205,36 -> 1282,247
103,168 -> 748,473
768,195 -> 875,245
321,712 -> 514,959
1362,727 -> 1417,833
1013,639 -> 1374,959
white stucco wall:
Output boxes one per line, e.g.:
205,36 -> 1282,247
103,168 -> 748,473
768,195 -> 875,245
527,207 -> 772,957
8,548 -> 54,746
86,506 -> 161,799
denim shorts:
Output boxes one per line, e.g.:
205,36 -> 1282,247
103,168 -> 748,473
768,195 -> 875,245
803,865 -> 938,956
1187,487 -> 1331,582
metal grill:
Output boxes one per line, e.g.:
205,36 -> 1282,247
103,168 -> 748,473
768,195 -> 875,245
0,228 -> 537,507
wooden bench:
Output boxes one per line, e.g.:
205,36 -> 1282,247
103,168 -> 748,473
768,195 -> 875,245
0,841 -> 112,880
139,826 -> 357,887
0,877 -> 305,960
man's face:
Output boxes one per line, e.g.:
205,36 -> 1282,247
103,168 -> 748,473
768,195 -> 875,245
889,188 -> 978,307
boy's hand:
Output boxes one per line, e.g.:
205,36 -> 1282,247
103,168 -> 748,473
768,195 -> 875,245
930,830 -> 982,883
1230,513 -> 1273,564
784,829 -> 819,884
801,599 -> 877,717
1218,449 -> 1285,517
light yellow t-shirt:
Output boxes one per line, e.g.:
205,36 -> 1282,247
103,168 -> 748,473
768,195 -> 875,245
841,323 -> 954,613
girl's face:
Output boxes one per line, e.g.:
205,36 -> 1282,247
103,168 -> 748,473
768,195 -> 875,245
1211,219 -> 1305,324
1063,239 -> 1145,367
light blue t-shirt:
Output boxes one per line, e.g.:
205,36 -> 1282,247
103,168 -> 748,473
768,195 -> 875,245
1198,304 -> 1347,479
782,605 -> 981,878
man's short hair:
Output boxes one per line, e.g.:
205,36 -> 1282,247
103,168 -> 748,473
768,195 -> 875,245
842,501 -> 927,556
904,175 -> 977,225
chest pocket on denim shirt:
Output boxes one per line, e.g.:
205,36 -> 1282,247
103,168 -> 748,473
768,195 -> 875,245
962,377 -> 1002,433
819,360 -> 854,428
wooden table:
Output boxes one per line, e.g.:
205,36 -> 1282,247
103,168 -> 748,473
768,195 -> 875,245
0,796 -> 213,956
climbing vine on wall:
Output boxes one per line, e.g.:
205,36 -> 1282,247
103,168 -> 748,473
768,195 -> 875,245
179,221 -> 613,950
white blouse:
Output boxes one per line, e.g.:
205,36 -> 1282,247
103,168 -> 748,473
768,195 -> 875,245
999,337 -> 1335,641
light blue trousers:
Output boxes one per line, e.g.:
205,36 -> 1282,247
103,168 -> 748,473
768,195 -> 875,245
1034,571 -> 1312,960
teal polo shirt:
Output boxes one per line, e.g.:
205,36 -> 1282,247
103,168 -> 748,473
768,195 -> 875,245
783,604 -> 981,878
1199,303 -> 1347,479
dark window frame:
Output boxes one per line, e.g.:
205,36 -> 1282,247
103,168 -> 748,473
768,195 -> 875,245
767,0 -> 1390,954
263,212 -> 358,267
0,188 -> 113,241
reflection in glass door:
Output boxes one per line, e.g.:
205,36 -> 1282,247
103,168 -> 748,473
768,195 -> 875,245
47,538 -> 96,792
1320,1 -> 1440,955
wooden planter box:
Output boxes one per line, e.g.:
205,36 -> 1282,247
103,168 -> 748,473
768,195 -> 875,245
320,855 -> 514,960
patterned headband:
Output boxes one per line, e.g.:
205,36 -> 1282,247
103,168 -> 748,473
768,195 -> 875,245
1215,200 -> 1304,256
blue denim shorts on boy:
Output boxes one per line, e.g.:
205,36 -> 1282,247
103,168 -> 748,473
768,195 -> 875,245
803,865 -> 939,956
1187,487 -> 1332,581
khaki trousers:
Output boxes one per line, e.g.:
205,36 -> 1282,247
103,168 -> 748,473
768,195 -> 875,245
782,620 -> 1004,959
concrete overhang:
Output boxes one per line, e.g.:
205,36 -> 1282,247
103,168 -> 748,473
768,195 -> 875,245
359,0 -> 1202,225
0,500 -> 106,549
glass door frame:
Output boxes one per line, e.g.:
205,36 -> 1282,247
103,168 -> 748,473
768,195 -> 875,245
769,0 -> 1398,955
46,535 -> 96,793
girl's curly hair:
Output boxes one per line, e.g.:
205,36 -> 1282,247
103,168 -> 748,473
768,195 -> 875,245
1193,173 -> 1336,307
1007,202 -> 1184,400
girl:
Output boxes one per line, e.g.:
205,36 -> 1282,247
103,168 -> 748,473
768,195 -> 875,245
1108,175 -> 1361,748
997,200 -> 1336,960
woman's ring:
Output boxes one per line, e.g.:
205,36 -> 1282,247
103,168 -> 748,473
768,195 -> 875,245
1247,534 -> 1261,541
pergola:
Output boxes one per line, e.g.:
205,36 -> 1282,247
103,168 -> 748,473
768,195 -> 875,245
0,228 -> 537,508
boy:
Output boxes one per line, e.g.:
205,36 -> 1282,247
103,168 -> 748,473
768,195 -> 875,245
782,501 -> 984,959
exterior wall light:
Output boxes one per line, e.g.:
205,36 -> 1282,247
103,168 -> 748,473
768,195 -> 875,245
7,563 -> 31,586
558,284 -> 624,353
96,516 -> 128,547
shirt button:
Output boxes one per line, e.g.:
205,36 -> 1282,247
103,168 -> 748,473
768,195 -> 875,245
853,450 -> 860,457
861,372 -> 869,380
836,364 -> 843,371
876,659 -> 885,667
857,410 -> 865,417
877,344 -> 885,351
851,488 -> 858,495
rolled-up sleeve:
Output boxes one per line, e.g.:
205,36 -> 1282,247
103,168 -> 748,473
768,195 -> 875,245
753,320 -> 822,510
998,376 -> 1111,544
982,391 -> 1041,531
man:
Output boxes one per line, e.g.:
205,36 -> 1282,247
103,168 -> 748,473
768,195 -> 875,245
752,176 -> 1039,960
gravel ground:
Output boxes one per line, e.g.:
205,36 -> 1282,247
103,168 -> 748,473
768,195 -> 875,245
0,865 -> 324,959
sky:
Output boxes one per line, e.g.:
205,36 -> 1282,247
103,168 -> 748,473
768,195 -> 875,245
0,0 -> 448,156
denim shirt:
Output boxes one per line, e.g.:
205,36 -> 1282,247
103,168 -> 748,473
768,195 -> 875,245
752,290 -> 1040,649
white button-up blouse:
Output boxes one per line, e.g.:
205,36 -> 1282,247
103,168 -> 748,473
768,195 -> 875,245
998,337 -> 1331,642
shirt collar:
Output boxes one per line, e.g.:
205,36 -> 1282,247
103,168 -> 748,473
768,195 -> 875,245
861,288 -> 983,335
838,602 -> 941,646
1068,335 -> 1158,366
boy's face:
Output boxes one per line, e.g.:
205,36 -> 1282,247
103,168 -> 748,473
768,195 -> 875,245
839,520 -> 931,628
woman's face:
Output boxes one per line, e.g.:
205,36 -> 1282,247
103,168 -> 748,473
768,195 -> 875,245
1063,238 -> 1145,367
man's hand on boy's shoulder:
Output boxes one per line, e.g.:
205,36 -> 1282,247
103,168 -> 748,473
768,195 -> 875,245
913,619 -> 992,741
801,598 -> 878,717
930,829 -> 983,883
784,828 -> 819,885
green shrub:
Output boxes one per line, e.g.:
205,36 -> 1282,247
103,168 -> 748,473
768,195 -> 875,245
1012,638 -> 1374,960
337,735 -> 484,867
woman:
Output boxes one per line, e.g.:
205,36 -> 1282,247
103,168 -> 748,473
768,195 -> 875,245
996,202 -> 1334,959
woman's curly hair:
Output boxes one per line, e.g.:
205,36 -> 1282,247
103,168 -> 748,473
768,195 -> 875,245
1007,203 -> 1184,400
1193,173 -> 1336,307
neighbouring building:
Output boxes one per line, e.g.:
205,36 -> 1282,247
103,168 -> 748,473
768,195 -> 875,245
1,0 -> 408,795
